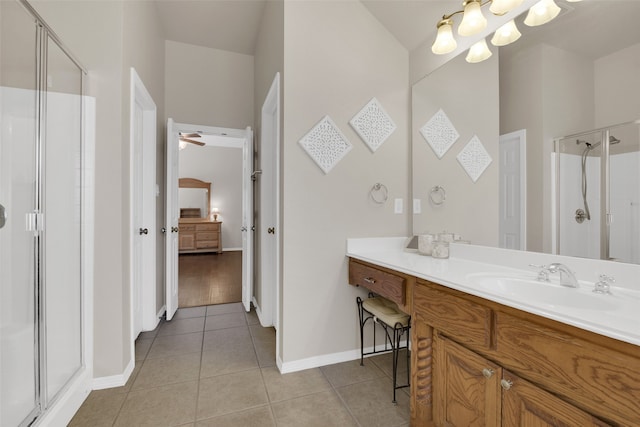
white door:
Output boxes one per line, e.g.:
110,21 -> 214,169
258,73 -> 280,328
165,118 -> 180,320
130,69 -> 157,333
499,129 -> 526,250
242,127 -> 254,312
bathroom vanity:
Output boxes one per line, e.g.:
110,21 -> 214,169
347,238 -> 640,426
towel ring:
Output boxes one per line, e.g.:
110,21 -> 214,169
370,183 -> 388,204
429,185 -> 446,206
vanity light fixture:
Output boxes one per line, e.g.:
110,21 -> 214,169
491,19 -> 521,46
432,0 -> 578,63
458,0 -> 487,36
466,38 -> 493,63
524,0 -> 562,26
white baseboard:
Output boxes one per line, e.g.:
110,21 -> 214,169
279,341 -> 407,374
222,247 -> 242,252
92,358 -> 135,390
156,305 -> 166,323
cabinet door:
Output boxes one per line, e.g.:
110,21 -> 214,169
179,233 -> 195,251
501,371 -> 611,427
434,334 -> 501,426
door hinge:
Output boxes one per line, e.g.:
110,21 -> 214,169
26,212 -> 44,234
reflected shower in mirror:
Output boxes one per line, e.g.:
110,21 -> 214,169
412,0 -> 640,264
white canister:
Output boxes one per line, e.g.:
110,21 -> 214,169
418,234 -> 436,255
437,232 -> 454,243
432,241 -> 450,259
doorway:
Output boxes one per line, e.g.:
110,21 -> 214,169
165,121 -> 253,320
499,129 -> 527,250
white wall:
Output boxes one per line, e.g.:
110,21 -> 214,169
594,42 -> 640,127
165,40 -> 254,129
281,0 -> 410,365
413,52 -> 500,246
179,146 -> 243,249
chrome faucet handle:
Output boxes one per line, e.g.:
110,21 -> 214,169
593,274 -> 614,295
529,264 -> 550,282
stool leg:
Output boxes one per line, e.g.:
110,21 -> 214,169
357,297 -> 364,366
392,326 -> 399,405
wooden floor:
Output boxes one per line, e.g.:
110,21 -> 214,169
178,251 -> 242,308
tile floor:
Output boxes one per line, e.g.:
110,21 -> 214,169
70,303 -> 410,427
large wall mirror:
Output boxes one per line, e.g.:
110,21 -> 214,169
412,0 -> 640,264
179,178 -> 211,219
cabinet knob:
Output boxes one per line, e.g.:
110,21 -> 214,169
363,277 -> 376,284
482,368 -> 494,379
500,379 -> 513,390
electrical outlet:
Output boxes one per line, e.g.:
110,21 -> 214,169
394,198 -> 403,214
413,198 -> 421,214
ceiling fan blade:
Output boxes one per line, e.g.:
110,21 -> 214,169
179,137 -> 205,146
179,132 -> 201,138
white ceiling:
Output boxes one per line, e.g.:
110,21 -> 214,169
154,0 -> 640,61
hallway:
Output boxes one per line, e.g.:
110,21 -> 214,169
69,303 -> 410,426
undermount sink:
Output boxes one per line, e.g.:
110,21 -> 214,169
465,272 -> 619,311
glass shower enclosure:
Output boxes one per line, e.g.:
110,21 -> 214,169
1,1 -> 87,425
555,120 -> 640,264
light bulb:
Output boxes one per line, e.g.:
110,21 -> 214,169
491,20 -> 521,46
524,0 -> 561,26
432,19 -> 457,54
458,0 -> 487,37
489,0 -> 523,16
466,38 -> 493,63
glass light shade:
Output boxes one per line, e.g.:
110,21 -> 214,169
524,0 -> 561,26
458,1 -> 487,36
466,38 -> 493,63
489,0 -> 523,16
491,20 -> 522,46
432,21 -> 457,54
565,0 -> 582,2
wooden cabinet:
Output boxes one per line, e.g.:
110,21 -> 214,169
348,258 -> 412,314
178,220 -> 222,254
411,278 -> 639,427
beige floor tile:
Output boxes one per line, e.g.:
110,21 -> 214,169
114,380 -> 198,427
200,342 -> 258,378
196,369 -> 268,420
107,362 -> 142,394
146,332 -> 203,360
206,302 -> 243,316
132,352 -> 201,390
249,325 -> 276,367
320,359 -> 386,388
68,389 -> 127,427
174,306 -> 207,319
271,390 -> 358,427
368,350 -> 410,380
157,317 -> 206,337
135,338 -> 154,362
244,309 -> 260,325
195,405 -> 275,427
336,376 -> 410,427
203,325 -> 252,352
262,366 -> 332,403
204,312 -> 247,331
138,327 -> 159,340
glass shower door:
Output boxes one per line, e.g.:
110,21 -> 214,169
0,2 -> 41,425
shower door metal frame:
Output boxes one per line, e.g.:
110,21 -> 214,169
554,120 -> 637,261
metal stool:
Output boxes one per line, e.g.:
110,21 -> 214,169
357,294 -> 411,404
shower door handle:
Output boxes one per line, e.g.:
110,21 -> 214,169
0,203 -> 6,229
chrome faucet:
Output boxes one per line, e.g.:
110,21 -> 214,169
531,263 -> 579,288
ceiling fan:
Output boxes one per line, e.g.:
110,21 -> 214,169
179,132 -> 205,147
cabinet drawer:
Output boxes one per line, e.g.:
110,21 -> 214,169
349,259 -> 405,306
196,223 -> 219,232
196,232 -> 217,241
179,224 -> 196,232
196,240 -> 219,249
495,311 -> 640,426
414,280 -> 493,349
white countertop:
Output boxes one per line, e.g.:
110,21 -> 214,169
347,237 -> 640,347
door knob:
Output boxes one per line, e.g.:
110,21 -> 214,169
268,227 -> 275,234
139,228 -> 149,235
161,227 -> 166,234
241,226 -> 247,232
0,203 -> 6,229
172,226 -> 179,233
